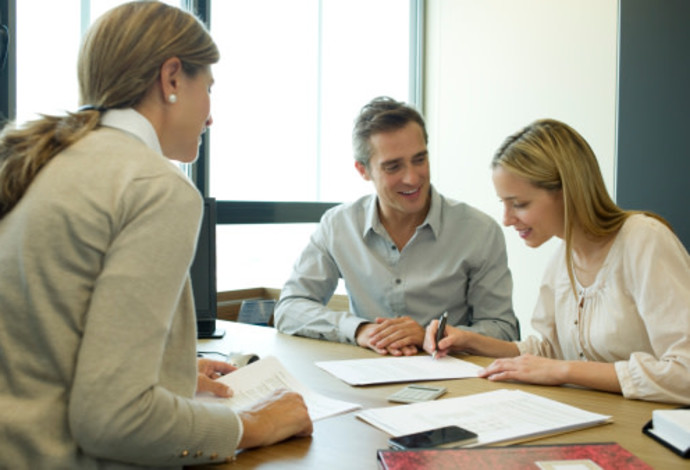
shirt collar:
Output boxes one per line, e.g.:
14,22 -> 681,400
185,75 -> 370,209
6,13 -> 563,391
363,185 -> 442,239
425,187 -> 442,237
100,108 -> 163,156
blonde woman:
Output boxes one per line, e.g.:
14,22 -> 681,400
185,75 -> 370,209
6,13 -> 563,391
425,119 -> 690,404
0,2 -> 311,468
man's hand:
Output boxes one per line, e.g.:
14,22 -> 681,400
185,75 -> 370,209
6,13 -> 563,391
196,358 -> 237,397
356,316 -> 424,356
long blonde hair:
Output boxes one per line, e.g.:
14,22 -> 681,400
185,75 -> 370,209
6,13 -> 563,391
0,1 -> 219,218
492,118 -> 669,296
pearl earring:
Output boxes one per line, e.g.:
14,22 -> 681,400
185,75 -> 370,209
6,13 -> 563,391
168,94 -> 177,104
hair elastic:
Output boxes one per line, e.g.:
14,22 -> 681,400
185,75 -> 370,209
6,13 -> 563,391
77,104 -> 108,113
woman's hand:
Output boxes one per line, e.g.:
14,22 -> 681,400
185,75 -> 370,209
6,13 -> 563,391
423,321 -> 467,358
478,354 -> 568,385
238,388 -> 313,449
196,358 -> 237,397
424,320 -> 520,359
479,354 -> 622,392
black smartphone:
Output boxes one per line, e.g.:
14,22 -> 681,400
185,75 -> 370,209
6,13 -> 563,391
388,425 -> 478,450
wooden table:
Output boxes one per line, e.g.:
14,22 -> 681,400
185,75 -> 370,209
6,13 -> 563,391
194,321 -> 686,469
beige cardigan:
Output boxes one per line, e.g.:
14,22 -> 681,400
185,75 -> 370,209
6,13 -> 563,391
0,110 -> 240,468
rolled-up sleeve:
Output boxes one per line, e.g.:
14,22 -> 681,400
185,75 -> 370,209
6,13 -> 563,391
614,218 -> 690,404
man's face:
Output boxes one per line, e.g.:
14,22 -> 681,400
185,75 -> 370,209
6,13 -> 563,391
356,122 -> 431,224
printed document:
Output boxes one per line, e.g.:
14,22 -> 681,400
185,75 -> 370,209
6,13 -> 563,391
315,355 -> 482,385
196,355 -> 361,421
357,389 -> 611,446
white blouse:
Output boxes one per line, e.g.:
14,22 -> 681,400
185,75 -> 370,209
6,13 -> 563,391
518,214 -> 690,404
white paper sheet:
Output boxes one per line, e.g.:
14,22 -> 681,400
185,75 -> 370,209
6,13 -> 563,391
196,355 -> 361,421
315,355 -> 482,385
357,389 -> 612,446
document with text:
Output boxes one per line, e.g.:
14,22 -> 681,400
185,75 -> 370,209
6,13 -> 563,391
357,389 -> 612,446
315,355 -> 482,385
196,355 -> 361,421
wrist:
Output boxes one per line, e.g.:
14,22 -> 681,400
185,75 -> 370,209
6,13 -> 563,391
354,322 -> 372,346
237,410 -> 270,449
459,329 -> 480,354
559,360 -> 576,385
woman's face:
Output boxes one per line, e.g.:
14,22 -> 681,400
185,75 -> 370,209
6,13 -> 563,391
167,66 -> 214,163
492,165 -> 565,248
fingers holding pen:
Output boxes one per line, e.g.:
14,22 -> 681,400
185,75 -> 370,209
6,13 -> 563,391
423,318 -> 451,357
425,322 -> 471,359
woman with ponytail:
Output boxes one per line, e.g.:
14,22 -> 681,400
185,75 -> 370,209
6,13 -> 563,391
0,2 -> 311,468
424,118 -> 690,405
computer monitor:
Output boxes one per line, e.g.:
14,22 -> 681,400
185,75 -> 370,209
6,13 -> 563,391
190,197 -> 224,339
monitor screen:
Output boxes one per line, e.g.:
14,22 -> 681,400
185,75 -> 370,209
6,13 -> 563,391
189,197 -> 223,338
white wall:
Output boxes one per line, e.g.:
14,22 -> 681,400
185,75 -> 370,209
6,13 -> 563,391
424,0 -> 619,338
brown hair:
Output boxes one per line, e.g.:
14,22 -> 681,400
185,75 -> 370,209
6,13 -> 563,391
352,96 -> 428,168
0,1 -> 219,218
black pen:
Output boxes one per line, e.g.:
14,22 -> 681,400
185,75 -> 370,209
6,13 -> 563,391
432,311 -> 448,359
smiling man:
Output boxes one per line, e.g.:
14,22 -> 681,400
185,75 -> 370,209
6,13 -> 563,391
273,96 -> 519,355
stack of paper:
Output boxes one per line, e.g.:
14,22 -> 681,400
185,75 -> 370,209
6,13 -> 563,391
357,389 -> 612,446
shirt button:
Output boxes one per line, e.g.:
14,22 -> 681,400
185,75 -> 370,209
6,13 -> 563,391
179,450 -> 190,458
209,453 -> 219,460
395,278 -> 401,284
579,352 -> 584,358
574,320 -> 578,325
194,451 -> 203,458
391,245 -> 396,250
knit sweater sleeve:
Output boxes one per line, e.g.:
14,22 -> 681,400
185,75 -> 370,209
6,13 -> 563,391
68,173 -> 241,466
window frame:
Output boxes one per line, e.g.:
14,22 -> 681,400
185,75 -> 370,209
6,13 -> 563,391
190,0 -> 425,225
2,0 -> 424,224
1,0 -> 15,126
